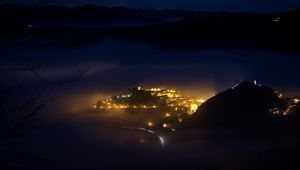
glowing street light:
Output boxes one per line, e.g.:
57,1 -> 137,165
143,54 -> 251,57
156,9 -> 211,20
163,123 -> 168,128
147,121 -> 153,127
165,113 -> 171,117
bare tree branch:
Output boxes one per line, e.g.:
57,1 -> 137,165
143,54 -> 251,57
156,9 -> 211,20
0,91 -> 50,140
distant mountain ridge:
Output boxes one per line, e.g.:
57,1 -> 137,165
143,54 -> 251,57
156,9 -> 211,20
1,4 -> 300,52
0,3 -> 239,27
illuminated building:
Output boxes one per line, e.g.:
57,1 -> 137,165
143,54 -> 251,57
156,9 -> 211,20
292,97 -> 300,104
275,91 -> 283,98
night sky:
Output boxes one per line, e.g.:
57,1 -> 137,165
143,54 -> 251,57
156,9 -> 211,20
8,0 -> 300,12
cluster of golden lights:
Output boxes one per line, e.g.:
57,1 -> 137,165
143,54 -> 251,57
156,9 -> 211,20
95,86 -> 206,115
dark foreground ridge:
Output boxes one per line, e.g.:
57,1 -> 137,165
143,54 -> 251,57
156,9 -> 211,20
184,81 -> 300,131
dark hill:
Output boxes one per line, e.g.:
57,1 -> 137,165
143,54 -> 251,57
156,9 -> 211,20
0,4 -> 161,27
111,11 -> 300,51
186,81 -> 288,129
0,4 -> 233,27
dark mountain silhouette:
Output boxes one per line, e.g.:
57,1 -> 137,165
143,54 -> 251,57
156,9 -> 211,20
0,4 -> 234,27
108,10 -> 300,51
0,4 -> 159,27
1,4 -> 300,51
184,81 -> 289,129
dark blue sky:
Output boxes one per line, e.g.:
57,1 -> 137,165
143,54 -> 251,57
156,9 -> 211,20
47,0 -> 300,12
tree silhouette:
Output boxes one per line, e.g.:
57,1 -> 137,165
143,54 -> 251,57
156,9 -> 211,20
0,0 -> 89,140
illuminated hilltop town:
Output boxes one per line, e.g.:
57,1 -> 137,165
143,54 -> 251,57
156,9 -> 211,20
94,86 -> 206,127
95,87 -> 205,114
